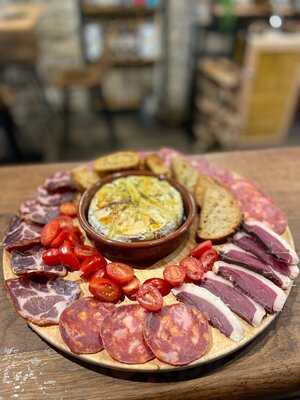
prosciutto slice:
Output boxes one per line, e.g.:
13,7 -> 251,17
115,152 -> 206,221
3,216 -> 41,252
11,245 -> 67,278
44,171 -> 75,192
213,261 -> 287,313
233,231 -> 299,280
19,199 -> 59,226
243,220 -> 299,265
201,271 -> 265,326
219,243 -> 292,289
5,277 -> 81,326
173,283 -> 244,342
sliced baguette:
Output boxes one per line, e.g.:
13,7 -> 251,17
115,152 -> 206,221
198,184 -> 241,240
145,153 -> 171,177
94,151 -> 140,173
71,165 -> 100,192
171,156 -> 199,192
194,174 -> 219,208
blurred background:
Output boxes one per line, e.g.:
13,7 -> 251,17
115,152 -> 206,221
1,0 -> 300,164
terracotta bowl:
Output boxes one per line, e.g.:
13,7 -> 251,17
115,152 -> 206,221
78,170 -> 196,264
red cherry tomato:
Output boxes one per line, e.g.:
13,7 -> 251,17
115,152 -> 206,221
42,248 -> 60,266
143,278 -> 171,297
66,227 -> 83,246
59,242 -> 80,271
74,244 -> 99,261
89,277 -> 122,302
55,215 -> 74,230
191,240 -> 212,259
200,248 -> 219,272
88,268 -> 106,281
163,264 -> 186,287
180,256 -> 205,282
41,220 -> 61,247
137,284 -> 163,312
59,202 -> 77,217
50,228 -> 70,248
122,276 -> 141,300
106,262 -> 134,285
80,255 -> 107,279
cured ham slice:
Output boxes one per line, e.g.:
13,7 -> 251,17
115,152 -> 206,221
59,298 -> 115,354
3,216 -> 41,252
20,199 -> 59,225
37,186 -> 75,207
219,243 -> 292,289
233,231 -> 299,280
243,220 -> 299,265
201,271 -> 265,326
44,171 -> 75,192
11,245 -> 67,278
5,278 -> 81,326
172,284 -> 244,342
213,261 -> 287,313
143,303 -> 211,366
100,304 -> 154,364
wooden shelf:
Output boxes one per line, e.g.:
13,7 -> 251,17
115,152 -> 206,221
111,57 -> 157,67
213,4 -> 297,18
94,97 -> 141,111
82,4 -> 157,19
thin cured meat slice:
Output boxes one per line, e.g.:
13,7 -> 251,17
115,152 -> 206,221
5,277 -> 81,326
37,187 -> 75,207
59,298 -> 115,354
173,284 -> 244,342
19,199 -> 60,225
213,261 -> 287,313
143,303 -> 211,366
3,216 -> 41,252
100,304 -> 154,364
44,171 -> 76,192
201,271 -> 266,326
11,245 -> 67,278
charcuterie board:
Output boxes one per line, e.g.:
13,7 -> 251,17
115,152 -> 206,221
2,149 -> 297,373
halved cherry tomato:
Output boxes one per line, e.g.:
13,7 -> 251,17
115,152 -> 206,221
87,267 -> 106,281
42,248 -> 60,266
191,240 -> 212,259
163,264 -> 186,287
201,248 -> 219,272
60,202 -> 77,217
137,284 -> 163,312
59,242 -> 80,271
143,278 -> 171,297
66,227 -> 83,246
80,255 -> 107,279
180,256 -> 205,282
106,262 -> 134,285
41,220 -> 61,247
89,277 -> 122,302
122,276 -> 141,300
50,228 -> 70,248
55,215 -> 74,230
74,244 -> 99,261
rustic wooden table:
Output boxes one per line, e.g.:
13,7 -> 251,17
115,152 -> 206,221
1,147 -> 300,400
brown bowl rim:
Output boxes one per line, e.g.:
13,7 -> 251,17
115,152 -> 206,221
78,170 -> 196,249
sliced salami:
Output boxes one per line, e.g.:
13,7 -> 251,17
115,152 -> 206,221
100,304 -> 154,364
143,303 -> 211,366
37,187 -> 75,207
20,199 -> 59,225
44,171 -> 75,192
59,298 -> 115,354
3,216 -> 41,251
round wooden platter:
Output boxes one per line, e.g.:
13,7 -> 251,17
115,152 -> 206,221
3,216 -> 295,373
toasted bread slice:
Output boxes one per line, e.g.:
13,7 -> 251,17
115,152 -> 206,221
145,153 -> 170,177
171,156 -> 199,192
72,165 -> 100,192
194,174 -> 219,208
94,151 -> 140,173
198,185 -> 241,240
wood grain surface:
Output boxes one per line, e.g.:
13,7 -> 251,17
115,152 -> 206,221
1,147 -> 300,400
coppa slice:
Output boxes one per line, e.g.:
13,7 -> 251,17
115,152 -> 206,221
3,216 -> 42,252
37,187 -> 76,207
44,171 -> 76,192
20,199 -> 60,226
201,271 -> 266,326
11,245 -> 67,278
243,220 -> 299,265
213,261 -> 287,313
143,303 -> 211,366
219,243 -> 292,289
173,284 -> 244,342
100,304 -> 154,364
59,298 -> 115,354
5,278 -> 81,326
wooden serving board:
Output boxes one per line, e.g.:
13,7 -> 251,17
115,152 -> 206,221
3,216 -> 295,373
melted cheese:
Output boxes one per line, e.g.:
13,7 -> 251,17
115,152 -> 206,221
88,176 -> 184,242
